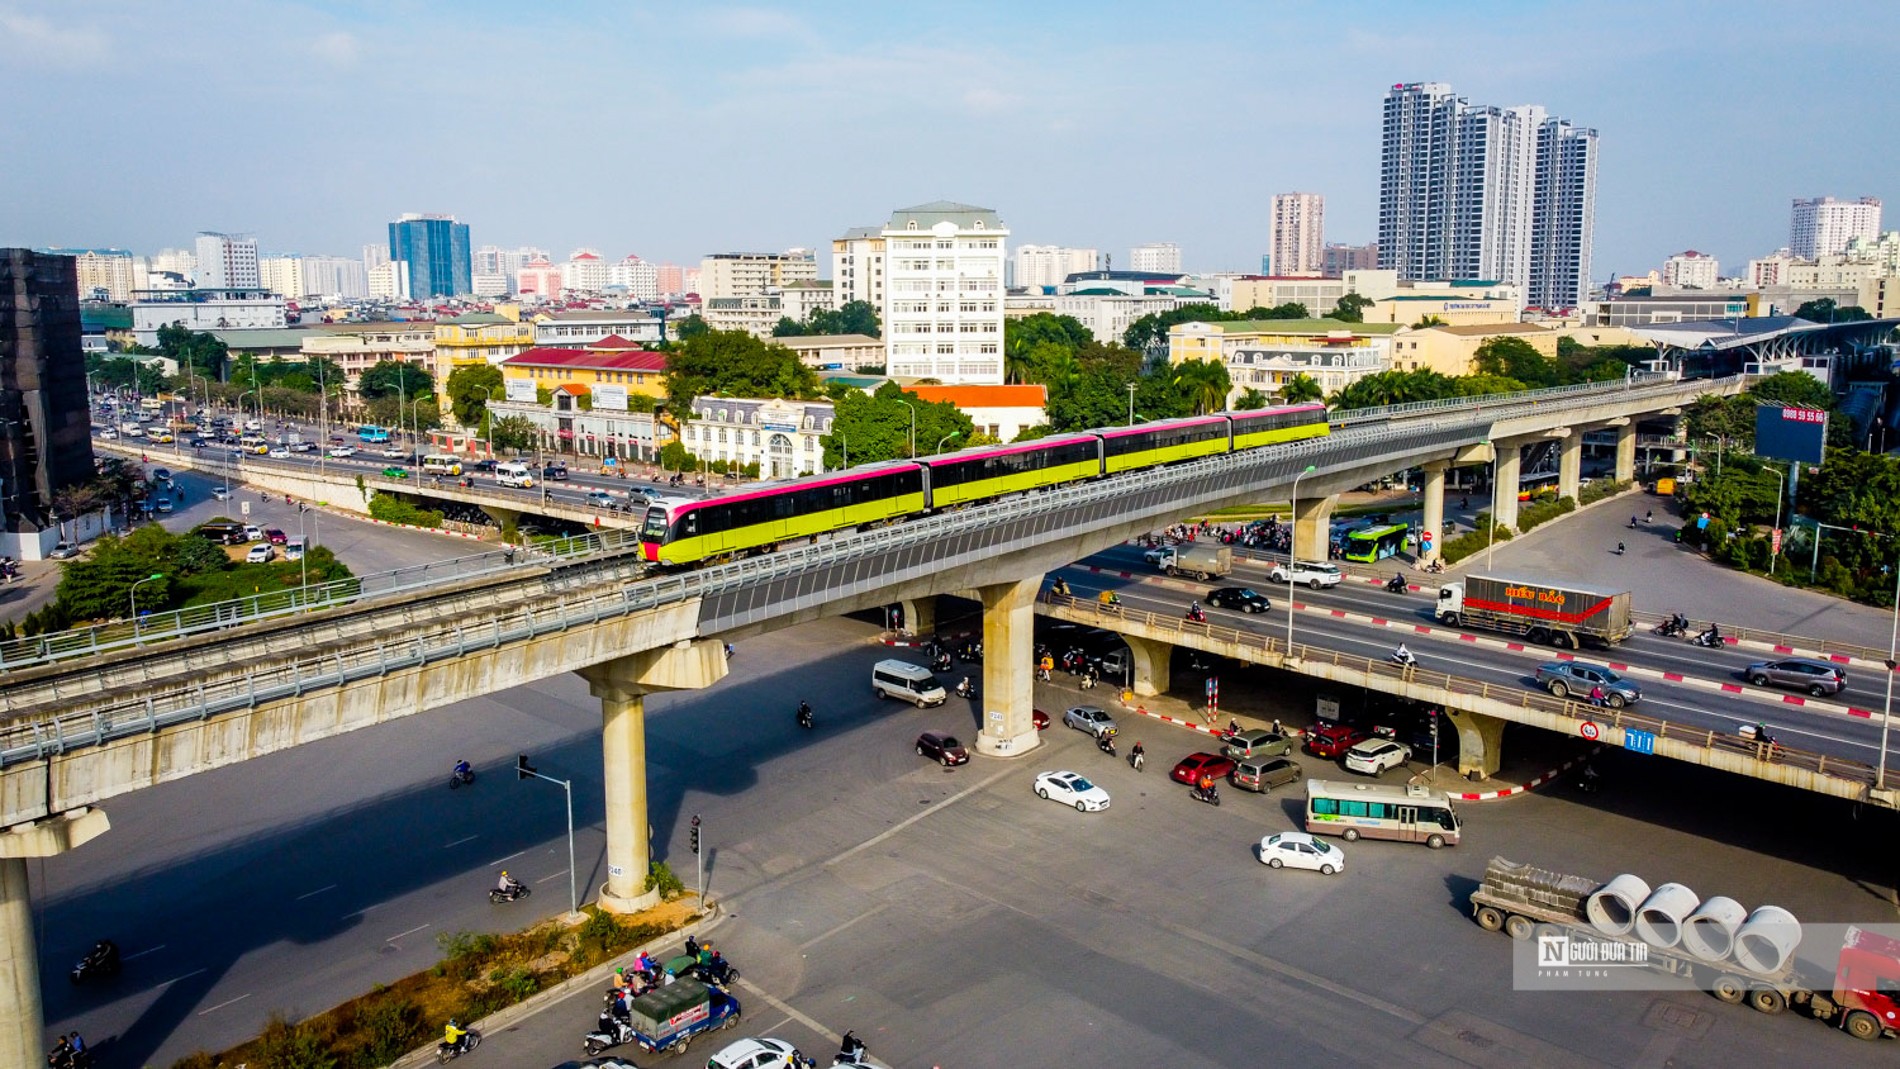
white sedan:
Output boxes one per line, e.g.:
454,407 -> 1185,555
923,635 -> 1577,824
1343,738 -> 1412,776
268,447 -> 291,458
327,445 -> 356,458
1258,831 -> 1346,874
1033,770 -> 1110,812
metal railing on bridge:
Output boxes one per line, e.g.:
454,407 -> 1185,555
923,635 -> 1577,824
1329,371 -> 1682,425
1040,593 -> 1878,790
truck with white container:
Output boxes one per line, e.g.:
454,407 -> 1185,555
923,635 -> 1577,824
1155,543 -> 1232,581
1434,574 -> 1632,648
1470,857 -> 1899,1041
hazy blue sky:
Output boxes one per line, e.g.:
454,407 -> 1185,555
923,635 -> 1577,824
4,1 -> 1895,280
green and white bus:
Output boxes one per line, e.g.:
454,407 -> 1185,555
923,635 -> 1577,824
1305,779 -> 1460,849
1343,522 -> 1410,563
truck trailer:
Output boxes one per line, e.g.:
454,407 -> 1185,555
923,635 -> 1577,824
1470,857 -> 1899,1041
1157,543 -> 1233,581
1435,574 -> 1632,648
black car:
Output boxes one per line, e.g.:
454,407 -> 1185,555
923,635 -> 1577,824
470,458 -> 499,474
1207,587 -> 1271,613
915,731 -> 970,766
541,464 -> 569,481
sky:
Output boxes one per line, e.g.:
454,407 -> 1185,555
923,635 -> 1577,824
3,0 -> 1897,281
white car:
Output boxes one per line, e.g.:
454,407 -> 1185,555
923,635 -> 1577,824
212,486 -> 231,501
1034,770 -> 1110,812
1258,831 -> 1346,874
327,445 -> 356,458
1141,545 -> 1171,565
706,1037 -> 803,1069
1343,738 -> 1412,775
268,447 -> 291,458
1269,560 -> 1343,589
245,543 -> 275,564
1062,705 -> 1117,738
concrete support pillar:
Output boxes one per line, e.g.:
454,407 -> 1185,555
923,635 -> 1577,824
1614,422 -> 1637,483
0,809 -> 109,1066
1419,461 -> 1447,562
481,504 -> 523,541
1121,635 -> 1173,698
1444,708 -> 1505,779
579,641 -> 726,913
976,577 -> 1042,758
1492,441 -> 1522,533
896,596 -> 935,638
1558,432 -> 1582,501
1291,493 -> 1339,563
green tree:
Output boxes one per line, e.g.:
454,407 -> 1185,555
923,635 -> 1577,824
1171,358 -> 1232,415
1232,387 -> 1269,410
1413,315 -> 1448,329
357,360 -> 434,401
1329,368 -> 1460,410
54,530 -> 171,621
1252,302 -> 1311,320
1122,303 -> 1226,354
663,330 -> 818,418
155,323 -> 231,381
444,364 -> 503,428
1748,370 -> 1835,409
490,415 -> 538,452
1473,336 -> 1560,387
1280,373 -> 1323,404
134,362 -> 167,395
86,354 -> 139,390
672,314 -> 710,340
1453,372 -> 1530,397
828,299 -> 881,338
1793,298 -> 1873,323
770,316 -> 803,337
1330,293 -> 1372,323
824,382 -> 974,467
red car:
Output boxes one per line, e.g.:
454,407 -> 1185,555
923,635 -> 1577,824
265,528 -> 289,545
915,731 -> 969,767
1170,752 -> 1238,785
1032,709 -> 1050,731
1304,723 -> 1370,759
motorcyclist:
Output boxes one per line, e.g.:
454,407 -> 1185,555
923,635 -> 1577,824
443,1018 -> 469,1053
1392,643 -> 1416,666
1388,572 -> 1407,592
497,870 -> 524,897
1615,541 -> 1626,555
838,1031 -> 868,1063
1097,732 -> 1116,756
956,676 -> 974,698
1187,600 -> 1205,622
1098,590 -> 1121,607
83,939 -> 118,972
797,700 -> 814,727
1051,577 -> 1070,597
453,759 -> 472,782
1695,623 -> 1722,646
1130,740 -> 1145,771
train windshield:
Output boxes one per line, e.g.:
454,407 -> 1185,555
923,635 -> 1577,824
642,505 -> 671,541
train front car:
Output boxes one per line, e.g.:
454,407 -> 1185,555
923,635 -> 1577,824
640,496 -> 697,564
1226,402 -> 1330,451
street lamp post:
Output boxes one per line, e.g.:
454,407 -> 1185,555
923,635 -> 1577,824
936,431 -> 960,455
1483,440 -> 1500,571
1764,460 -> 1788,575
895,399 -> 917,458
1126,383 -> 1137,427
1879,562 -> 1900,791
1285,464 -> 1317,657
129,572 -> 163,630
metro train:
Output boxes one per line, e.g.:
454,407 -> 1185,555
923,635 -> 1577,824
639,403 -> 1329,566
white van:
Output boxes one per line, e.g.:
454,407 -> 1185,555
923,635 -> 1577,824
871,659 -> 947,708
495,461 -> 535,488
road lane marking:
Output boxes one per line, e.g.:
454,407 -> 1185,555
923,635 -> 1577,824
536,870 -> 568,883
386,923 -> 430,942
796,903 -> 893,951
154,968 -> 206,988
122,944 -> 166,961
197,993 -> 251,1015
489,849 -> 527,866
295,884 -> 337,901
443,834 -> 479,849
343,903 -> 384,919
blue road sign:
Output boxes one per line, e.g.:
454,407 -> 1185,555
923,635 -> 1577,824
1624,728 -> 1656,755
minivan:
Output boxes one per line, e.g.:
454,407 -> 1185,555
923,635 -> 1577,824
1222,729 -> 1294,761
495,461 -> 535,488
871,659 -> 947,707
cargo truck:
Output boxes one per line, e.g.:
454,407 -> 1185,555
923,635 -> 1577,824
1434,574 -> 1632,648
618,977 -> 741,1055
1470,857 -> 1899,1041
1156,543 -> 1233,580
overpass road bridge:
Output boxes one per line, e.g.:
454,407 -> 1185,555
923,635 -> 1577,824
0,374 -> 1743,1059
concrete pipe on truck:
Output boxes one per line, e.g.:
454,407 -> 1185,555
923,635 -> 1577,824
1634,883 -> 1701,949
1681,896 -> 1749,962
1733,905 -> 1801,974
1586,873 -> 1651,936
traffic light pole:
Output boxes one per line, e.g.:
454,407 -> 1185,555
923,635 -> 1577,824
518,756 -> 580,918
691,814 -> 703,904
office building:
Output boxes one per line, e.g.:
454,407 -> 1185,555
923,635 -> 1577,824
149,247 -> 197,279
699,251 -> 818,301
194,232 -> 259,290
1269,194 -> 1325,276
368,260 -> 409,301
515,256 -> 561,303
1379,81 -> 1598,310
678,395 -> 835,478
655,263 -> 686,297
831,227 -> 886,308
0,250 -> 100,557
1790,196 -> 1882,259
130,288 -> 286,346
259,256 -> 305,299
1129,242 -> 1182,274
48,249 -> 141,303
561,249 -> 608,294
1014,245 -> 1100,291
881,200 -> 1007,383
388,213 -> 472,299
1323,242 -> 1380,276
1661,251 -> 1719,289
609,255 -> 660,301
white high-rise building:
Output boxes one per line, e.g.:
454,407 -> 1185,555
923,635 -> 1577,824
1269,194 -> 1326,276
1790,196 -> 1882,259
699,250 -> 818,300
1014,245 -> 1099,291
1527,118 -> 1597,311
194,232 -> 259,289
1129,242 -> 1182,274
259,255 -> 305,298
1451,104 -> 1542,287
149,247 -> 197,279
67,250 -> 140,302
1379,82 -> 1461,281
368,260 -> 410,300
1661,250 -> 1719,289
561,248 -> 608,293
881,200 -> 1007,384
609,255 -> 660,301
831,227 -> 886,308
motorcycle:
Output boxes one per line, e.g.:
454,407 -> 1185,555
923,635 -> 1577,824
932,652 -> 953,673
489,883 -> 531,904
69,939 -> 120,985
954,679 -> 977,700
694,955 -> 741,986
1385,575 -> 1408,594
1185,606 -> 1207,624
797,702 -> 815,729
449,764 -> 475,789
1096,733 -> 1117,757
1653,617 -> 1687,637
584,1007 -> 637,1055
1388,649 -> 1418,667
1576,765 -> 1602,795
1128,749 -> 1146,772
1689,629 -> 1722,648
834,1030 -> 869,1066
436,1029 -> 482,1062
1189,784 -> 1222,806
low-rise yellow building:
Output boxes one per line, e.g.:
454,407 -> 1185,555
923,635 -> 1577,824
432,307 -> 534,382
1365,293 -> 1519,327
1389,322 -> 1558,376
1170,319 -> 1403,402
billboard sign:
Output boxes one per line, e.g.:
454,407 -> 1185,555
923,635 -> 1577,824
593,384 -> 629,411
1754,404 -> 1827,465
503,378 -> 537,403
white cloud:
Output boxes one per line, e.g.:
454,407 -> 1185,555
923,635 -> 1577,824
0,9 -> 108,65
702,6 -> 809,40
309,31 -> 359,67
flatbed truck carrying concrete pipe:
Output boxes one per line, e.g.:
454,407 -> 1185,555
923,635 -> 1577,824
1435,575 -> 1632,649
1470,858 -> 1900,1041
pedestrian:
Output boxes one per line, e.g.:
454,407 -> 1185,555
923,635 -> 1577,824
1644,508 -> 1653,523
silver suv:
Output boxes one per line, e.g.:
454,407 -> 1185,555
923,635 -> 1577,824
1535,661 -> 1641,708
1269,561 -> 1342,589
1745,658 -> 1846,697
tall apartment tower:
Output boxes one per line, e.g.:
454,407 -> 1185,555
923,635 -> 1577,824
880,201 -> 1007,384
1269,194 -> 1326,275
1014,245 -> 1100,291
697,251 -> 818,301
0,250 -> 96,550
387,213 -> 472,299
1790,196 -> 1882,259
1380,81 -> 1597,309
193,232 -> 260,290
831,228 -> 887,308
1129,242 -> 1182,274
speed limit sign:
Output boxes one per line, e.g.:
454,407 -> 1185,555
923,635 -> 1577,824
1579,721 -> 1601,741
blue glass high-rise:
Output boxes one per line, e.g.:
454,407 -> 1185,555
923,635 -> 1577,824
388,214 -> 471,298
